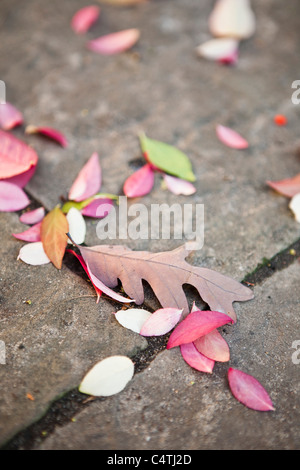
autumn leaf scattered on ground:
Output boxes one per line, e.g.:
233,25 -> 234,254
41,206 -> 69,269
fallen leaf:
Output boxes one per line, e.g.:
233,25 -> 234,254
68,152 -> 102,202
81,197 -> 114,218
194,328 -> 230,362
114,308 -> 152,333
20,207 -> 45,225
209,0 -> 256,40
167,310 -> 233,349
163,174 -> 196,196
41,206 -> 69,269
71,5 -> 100,34
140,308 -> 183,337
180,342 -> 215,373
79,356 -> 134,397
196,38 -> 239,62
140,133 -> 196,182
66,207 -> 86,245
266,173 -> 300,198
0,130 -> 38,179
228,368 -> 275,411
123,163 -> 155,198
0,102 -> 23,130
25,125 -> 68,148
17,241 -> 51,265
87,29 -> 140,55
289,193 -> 300,223
62,193 -> 118,214
0,181 -> 30,212
216,124 -> 249,149
78,244 -> 253,319
66,249 -> 102,302
3,166 -> 36,188
13,222 -> 42,242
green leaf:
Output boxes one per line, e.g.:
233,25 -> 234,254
62,193 -> 119,213
139,134 -> 196,182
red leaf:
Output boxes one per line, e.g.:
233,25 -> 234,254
25,125 -> 68,148
20,207 -> 45,225
228,368 -> 275,411
87,29 -> 140,55
123,164 -> 155,198
194,328 -> 230,362
68,152 -> 102,202
0,130 -> 38,179
180,342 -> 215,373
0,102 -> 23,130
216,124 -> 249,149
67,249 -> 102,303
0,182 -> 30,212
13,222 -> 42,242
266,173 -> 300,198
71,5 -> 100,34
139,308 -> 183,337
167,310 -> 233,349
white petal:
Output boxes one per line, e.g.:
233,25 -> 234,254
115,308 -> 152,333
17,242 -> 50,266
289,193 -> 300,223
67,207 -> 86,245
209,0 -> 256,40
196,38 -> 239,61
79,356 -> 134,397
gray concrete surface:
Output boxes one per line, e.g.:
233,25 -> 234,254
0,0 -> 299,450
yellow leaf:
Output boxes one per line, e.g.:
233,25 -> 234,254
41,206 -> 69,269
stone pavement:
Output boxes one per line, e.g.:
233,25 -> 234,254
0,0 -> 299,450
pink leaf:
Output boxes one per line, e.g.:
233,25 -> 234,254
228,368 -> 275,411
25,125 -> 68,148
13,222 -> 42,242
194,329 -> 230,362
67,249 -> 102,302
140,308 -> 183,337
0,130 -> 38,179
163,174 -> 196,196
0,181 -> 30,212
81,198 -> 114,218
167,310 -> 233,349
180,342 -> 215,373
20,207 -> 45,225
71,5 -> 100,34
266,173 -> 300,198
3,166 -> 37,188
216,125 -> 249,149
68,152 -> 102,202
0,102 -> 23,130
123,164 -> 155,198
87,28 -> 140,55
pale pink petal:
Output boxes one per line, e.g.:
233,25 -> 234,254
209,0 -> 256,40
0,130 -> 38,179
216,124 -> 249,149
0,102 -> 23,130
0,181 -> 30,212
20,207 -> 45,225
87,28 -> 140,55
180,342 -> 215,374
167,310 -> 233,349
68,152 -> 102,202
71,5 -> 100,34
66,249 -> 102,302
3,166 -> 37,188
25,125 -> 68,148
140,308 -> 183,337
228,368 -> 275,411
163,174 -> 196,196
114,308 -> 152,334
289,193 -> 300,223
194,329 -> 230,362
196,38 -> 239,62
123,164 -> 155,198
266,174 -> 300,198
81,198 -> 114,218
67,208 -> 86,245
13,222 -> 42,242
17,241 -> 50,266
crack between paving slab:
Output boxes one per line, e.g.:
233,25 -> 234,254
2,236 -> 300,450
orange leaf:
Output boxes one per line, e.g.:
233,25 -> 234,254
41,206 -> 69,269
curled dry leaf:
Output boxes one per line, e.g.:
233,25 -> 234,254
0,181 -> 30,212
266,173 -> 300,198
71,5 -> 100,34
79,356 -> 134,397
17,241 -> 51,266
140,308 -> 183,337
228,368 -> 275,411
163,174 -> 196,196
13,222 -> 42,242
20,207 -> 45,225
216,124 -> 249,149
25,125 -> 68,148
194,328 -> 230,362
41,206 -> 69,269
0,102 -> 23,130
66,207 -> 86,245
68,152 -> 102,202
209,0 -> 256,40
87,29 -> 140,55
180,342 -> 215,374
0,129 -> 38,179
196,38 -> 239,62
114,308 -> 152,334
123,163 -> 155,198
289,193 -> 300,223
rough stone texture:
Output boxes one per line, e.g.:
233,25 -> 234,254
38,263 -> 300,450
0,0 -> 299,450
